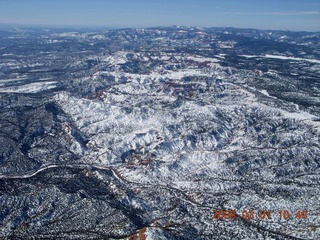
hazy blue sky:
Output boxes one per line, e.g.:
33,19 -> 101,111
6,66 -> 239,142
0,0 -> 319,31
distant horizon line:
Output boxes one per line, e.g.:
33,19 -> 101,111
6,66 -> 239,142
0,22 -> 319,33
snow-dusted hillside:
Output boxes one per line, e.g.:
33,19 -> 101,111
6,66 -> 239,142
0,26 -> 319,239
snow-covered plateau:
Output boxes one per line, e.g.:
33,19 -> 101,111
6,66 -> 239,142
0,26 -> 319,240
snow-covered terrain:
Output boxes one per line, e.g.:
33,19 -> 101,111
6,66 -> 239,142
0,26 -> 319,240
0,81 -> 57,93
241,54 -> 320,64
